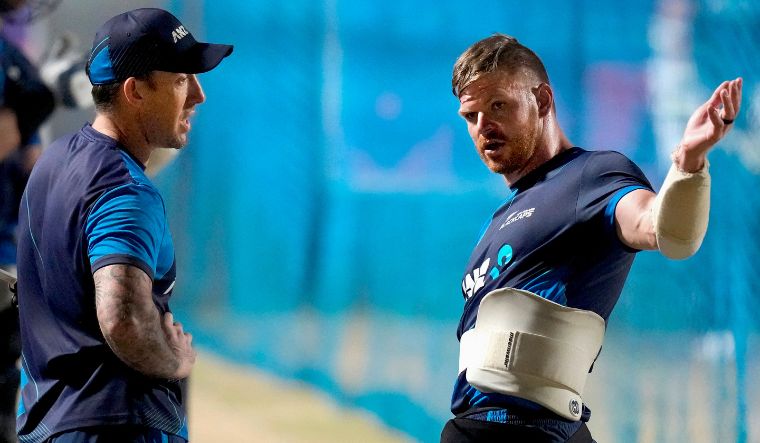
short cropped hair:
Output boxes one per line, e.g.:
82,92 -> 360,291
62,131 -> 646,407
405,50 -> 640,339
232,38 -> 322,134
91,73 -> 156,114
91,83 -> 122,113
452,33 -> 549,97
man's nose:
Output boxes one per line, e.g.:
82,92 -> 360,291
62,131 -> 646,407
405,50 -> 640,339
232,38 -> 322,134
188,74 -> 206,105
476,113 -> 495,133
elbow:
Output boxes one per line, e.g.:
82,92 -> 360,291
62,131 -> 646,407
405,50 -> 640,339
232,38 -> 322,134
656,233 -> 704,260
99,318 -> 134,345
97,306 -> 145,345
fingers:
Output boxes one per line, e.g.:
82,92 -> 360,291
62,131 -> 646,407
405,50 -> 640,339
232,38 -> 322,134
160,312 -> 195,379
732,77 -> 742,116
163,312 -> 180,333
163,312 -> 174,330
162,311 -> 188,340
707,105 -> 723,132
708,80 -> 730,108
721,89 -> 735,120
718,77 -> 742,122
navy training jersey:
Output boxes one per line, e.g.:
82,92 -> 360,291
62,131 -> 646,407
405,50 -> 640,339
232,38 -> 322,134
452,147 -> 653,416
15,124 -> 186,442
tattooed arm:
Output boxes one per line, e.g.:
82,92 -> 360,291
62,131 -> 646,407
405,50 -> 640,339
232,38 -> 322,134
93,264 -> 196,379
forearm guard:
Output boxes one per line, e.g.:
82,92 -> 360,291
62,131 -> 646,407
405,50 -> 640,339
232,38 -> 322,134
652,161 -> 711,259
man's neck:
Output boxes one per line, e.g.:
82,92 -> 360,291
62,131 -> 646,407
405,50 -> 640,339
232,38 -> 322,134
91,113 -> 152,165
502,127 -> 573,187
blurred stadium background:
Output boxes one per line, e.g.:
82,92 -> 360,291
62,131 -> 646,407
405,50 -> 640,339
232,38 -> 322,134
11,0 -> 759,441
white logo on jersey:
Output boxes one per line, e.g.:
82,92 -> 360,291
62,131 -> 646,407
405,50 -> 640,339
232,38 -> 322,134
462,258 -> 490,299
163,280 -> 176,295
172,26 -> 189,43
499,207 -> 535,230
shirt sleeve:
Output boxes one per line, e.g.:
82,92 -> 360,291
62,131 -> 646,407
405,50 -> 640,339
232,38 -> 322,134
85,183 -> 167,279
576,150 -> 654,238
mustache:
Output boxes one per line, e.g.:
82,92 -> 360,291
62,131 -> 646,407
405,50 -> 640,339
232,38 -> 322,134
478,133 -> 506,148
479,129 -> 505,142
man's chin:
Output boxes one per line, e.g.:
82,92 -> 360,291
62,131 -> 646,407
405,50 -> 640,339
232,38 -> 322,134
484,160 -> 513,175
483,148 -> 534,176
168,135 -> 188,150
481,149 -> 516,174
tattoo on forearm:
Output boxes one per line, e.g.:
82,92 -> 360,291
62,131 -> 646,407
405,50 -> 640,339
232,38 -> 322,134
94,265 -> 179,378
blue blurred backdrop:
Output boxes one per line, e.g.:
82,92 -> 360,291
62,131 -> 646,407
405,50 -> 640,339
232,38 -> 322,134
151,1 -> 760,441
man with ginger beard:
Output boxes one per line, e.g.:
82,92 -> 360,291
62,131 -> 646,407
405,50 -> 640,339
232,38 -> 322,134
14,8 -> 232,443
445,34 -> 742,442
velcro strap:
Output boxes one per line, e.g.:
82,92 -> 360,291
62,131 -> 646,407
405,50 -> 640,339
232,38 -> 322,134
472,329 -> 593,393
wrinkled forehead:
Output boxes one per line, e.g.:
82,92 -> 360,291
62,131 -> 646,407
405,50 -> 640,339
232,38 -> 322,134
458,70 -> 531,104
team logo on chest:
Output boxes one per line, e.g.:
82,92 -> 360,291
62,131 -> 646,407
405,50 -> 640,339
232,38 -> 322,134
499,207 -> 535,230
462,244 -> 514,299
462,258 -> 491,299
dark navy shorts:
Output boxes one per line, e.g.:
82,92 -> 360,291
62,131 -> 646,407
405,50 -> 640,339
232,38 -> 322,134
47,426 -> 187,443
441,408 -> 595,443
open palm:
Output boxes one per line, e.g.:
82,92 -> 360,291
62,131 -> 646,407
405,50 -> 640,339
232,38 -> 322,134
680,78 -> 742,157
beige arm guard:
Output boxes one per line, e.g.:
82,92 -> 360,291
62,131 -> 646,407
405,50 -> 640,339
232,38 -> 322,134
652,160 -> 711,259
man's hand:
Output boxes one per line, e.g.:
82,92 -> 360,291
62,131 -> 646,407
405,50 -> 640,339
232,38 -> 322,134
162,312 -> 196,379
675,78 -> 743,172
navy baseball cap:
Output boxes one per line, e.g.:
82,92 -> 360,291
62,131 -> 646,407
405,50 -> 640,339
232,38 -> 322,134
86,8 -> 233,85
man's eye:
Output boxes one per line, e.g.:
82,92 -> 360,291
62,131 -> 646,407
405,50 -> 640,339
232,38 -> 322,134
492,102 -> 504,111
463,112 -> 477,122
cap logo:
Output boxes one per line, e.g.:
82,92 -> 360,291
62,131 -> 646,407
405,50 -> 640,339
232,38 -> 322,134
172,25 -> 189,43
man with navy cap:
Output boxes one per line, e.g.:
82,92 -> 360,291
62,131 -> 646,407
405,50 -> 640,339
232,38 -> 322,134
14,8 -> 232,442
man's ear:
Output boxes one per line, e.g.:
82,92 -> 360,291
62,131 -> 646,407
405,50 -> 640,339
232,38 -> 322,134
121,77 -> 144,107
533,82 -> 553,117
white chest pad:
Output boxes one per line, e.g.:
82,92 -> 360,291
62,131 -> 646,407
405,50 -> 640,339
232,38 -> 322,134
458,288 -> 605,421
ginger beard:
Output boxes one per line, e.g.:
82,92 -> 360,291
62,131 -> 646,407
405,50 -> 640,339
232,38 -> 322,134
476,123 -> 539,176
